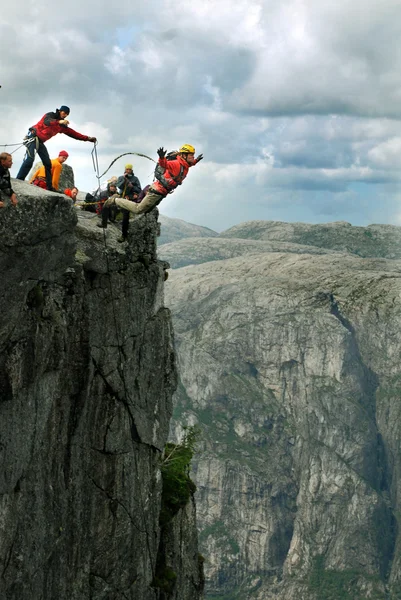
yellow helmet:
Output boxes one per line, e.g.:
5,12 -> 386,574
179,144 -> 195,154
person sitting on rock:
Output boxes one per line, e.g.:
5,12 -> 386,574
102,144 -> 203,219
106,164 -> 142,242
116,164 -> 141,201
16,105 -> 96,192
84,176 -> 117,213
30,150 -> 69,191
96,181 -> 118,216
0,152 -> 18,208
64,187 -> 79,202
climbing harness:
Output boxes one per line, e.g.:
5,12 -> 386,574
19,132 -> 40,162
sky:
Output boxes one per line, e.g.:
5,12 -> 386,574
1,0 -> 401,232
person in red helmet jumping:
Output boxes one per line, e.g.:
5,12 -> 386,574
16,105 -> 96,192
101,144 -> 203,227
30,150 -> 69,192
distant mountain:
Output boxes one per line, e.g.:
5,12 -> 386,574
158,236 -> 344,269
220,220 -> 401,259
158,214 -> 218,245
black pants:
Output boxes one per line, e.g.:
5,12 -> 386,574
17,135 -> 52,191
102,206 -> 130,238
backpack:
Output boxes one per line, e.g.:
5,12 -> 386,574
154,151 -> 184,191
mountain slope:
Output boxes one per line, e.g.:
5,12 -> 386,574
220,220 -> 401,259
159,214 -> 218,245
158,236 -> 344,268
165,223 -> 401,599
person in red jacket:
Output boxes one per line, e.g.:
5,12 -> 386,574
16,105 -> 96,192
102,144 -> 203,224
64,187 -> 79,202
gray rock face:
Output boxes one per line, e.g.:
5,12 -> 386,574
158,237 -> 344,269
165,221 -> 401,599
220,219 -> 401,258
58,162 -> 75,191
30,161 -> 75,191
158,214 -> 218,245
0,180 -> 203,600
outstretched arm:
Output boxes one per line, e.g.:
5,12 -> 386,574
62,126 -> 96,142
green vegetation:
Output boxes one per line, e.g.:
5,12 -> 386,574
153,426 -> 202,597
200,520 -> 240,555
308,555 -> 385,600
152,565 -> 177,594
390,581 -> 401,599
159,425 -> 201,526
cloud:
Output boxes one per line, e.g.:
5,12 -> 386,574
1,0 -> 401,231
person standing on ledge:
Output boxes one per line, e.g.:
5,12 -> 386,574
30,150 -> 69,191
101,144 -> 203,224
16,105 -> 96,192
0,152 -> 18,208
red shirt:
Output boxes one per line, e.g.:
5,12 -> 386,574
153,155 -> 197,195
31,111 -> 89,143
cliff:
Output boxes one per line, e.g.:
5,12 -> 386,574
0,181 -> 203,600
164,221 -> 401,599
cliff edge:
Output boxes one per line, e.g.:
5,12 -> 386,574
0,181 -> 203,600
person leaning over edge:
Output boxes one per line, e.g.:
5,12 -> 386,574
17,105 -> 96,192
30,150 -> 69,191
102,144 -> 203,222
0,152 -> 18,208
64,187 -> 79,202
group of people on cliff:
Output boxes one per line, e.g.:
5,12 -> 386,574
0,104 -> 203,241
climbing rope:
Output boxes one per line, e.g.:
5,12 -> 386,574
97,151 -> 155,180
0,142 -> 25,155
0,134 -> 39,156
0,142 -> 24,147
10,144 -> 24,155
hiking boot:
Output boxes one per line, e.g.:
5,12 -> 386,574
117,236 -> 127,243
97,222 -> 107,229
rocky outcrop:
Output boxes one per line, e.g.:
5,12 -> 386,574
0,180 -> 203,600
165,222 -> 401,599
